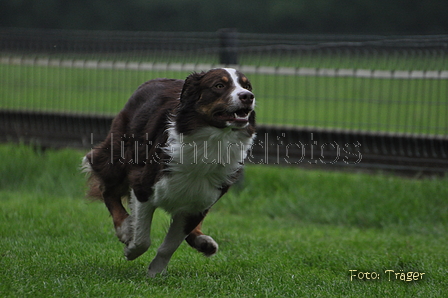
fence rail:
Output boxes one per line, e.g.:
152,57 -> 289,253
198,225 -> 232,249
1,28 -> 447,174
3,56 -> 448,79
1,110 -> 447,175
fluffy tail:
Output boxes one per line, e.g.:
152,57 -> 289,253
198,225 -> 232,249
81,155 -> 103,201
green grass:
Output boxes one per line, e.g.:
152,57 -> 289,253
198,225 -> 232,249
0,63 -> 191,115
1,143 -> 447,297
252,73 -> 447,134
5,50 -> 447,71
1,62 -> 447,135
239,50 -> 448,71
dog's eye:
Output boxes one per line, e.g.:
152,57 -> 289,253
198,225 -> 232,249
215,83 -> 225,89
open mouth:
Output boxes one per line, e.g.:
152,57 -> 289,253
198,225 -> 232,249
213,108 -> 253,123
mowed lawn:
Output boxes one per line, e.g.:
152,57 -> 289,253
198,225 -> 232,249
0,144 -> 447,297
1,63 -> 447,135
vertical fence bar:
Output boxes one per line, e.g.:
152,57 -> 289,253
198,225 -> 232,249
218,28 -> 238,65
1,28 -> 447,173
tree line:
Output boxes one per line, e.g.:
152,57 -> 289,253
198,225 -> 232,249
1,0 -> 447,35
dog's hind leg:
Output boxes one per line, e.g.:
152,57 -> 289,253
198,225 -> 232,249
124,190 -> 155,261
102,188 -> 131,244
83,149 -> 131,244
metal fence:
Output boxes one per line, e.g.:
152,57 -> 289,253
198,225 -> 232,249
1,28 -> 447,174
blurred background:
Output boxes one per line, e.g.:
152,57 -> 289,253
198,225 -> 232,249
1,0 -> 448,34
2,3 -> 448,295
0,0 -> 447,174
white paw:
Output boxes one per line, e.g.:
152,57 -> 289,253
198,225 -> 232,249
115,217 -> 132,245
124,240 -> 151,261
195,235 -> 219,256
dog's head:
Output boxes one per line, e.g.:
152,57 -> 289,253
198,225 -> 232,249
178,68 -> 255,132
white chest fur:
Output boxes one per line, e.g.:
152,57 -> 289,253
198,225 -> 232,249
152,126 -> 255,215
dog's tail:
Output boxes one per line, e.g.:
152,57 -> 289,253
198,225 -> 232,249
81,154 -> 104,201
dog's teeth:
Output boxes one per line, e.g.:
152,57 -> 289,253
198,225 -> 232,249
234,113 -> 238,118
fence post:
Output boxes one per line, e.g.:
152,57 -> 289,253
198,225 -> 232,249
219,28 -> 238,65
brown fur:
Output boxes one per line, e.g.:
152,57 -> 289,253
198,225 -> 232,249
82,69 -> 255,274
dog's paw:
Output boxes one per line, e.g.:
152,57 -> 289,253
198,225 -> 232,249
147,268 -> 166,278
124,240 -> 151,261
194,235 -> 219,256
147,256 -> 169,278
115,217 -> 132,245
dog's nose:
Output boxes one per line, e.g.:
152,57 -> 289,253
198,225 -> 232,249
238,91 -> 254,105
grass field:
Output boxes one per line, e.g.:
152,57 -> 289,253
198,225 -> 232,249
1,62 -> 447,135
1,143 -> 447,297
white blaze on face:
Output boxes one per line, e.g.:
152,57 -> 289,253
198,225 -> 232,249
223,68 -> 255,108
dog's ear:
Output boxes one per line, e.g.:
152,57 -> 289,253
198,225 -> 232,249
180,71 -> 205,104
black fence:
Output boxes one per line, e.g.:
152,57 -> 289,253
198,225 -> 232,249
1,28 -> 447,174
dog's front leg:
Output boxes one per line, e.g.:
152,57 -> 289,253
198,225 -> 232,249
148,214 -> 203,277
147,213 -> 186,277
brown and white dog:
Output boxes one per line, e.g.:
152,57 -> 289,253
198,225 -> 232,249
82,68 -> 255,277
